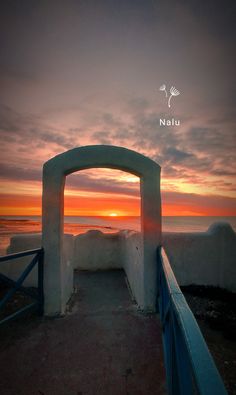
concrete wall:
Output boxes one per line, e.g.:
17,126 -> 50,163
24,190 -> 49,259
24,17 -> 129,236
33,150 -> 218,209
162,222 -> 236,292
121,222 -> 236,294
73,230 -> 122,270
2,222 -> 236,304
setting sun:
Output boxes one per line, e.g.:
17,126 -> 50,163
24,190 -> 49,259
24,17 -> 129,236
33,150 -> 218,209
109,213 -> 118,217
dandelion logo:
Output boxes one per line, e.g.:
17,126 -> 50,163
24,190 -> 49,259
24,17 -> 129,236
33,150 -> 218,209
168,86 -> 180,108
159,84 -> 168,98
159,84 -> 180,108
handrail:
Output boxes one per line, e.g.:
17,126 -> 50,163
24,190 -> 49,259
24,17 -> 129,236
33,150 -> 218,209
0,248 -> 44,324
157,247 -> 228,395
0,248 -> 43,262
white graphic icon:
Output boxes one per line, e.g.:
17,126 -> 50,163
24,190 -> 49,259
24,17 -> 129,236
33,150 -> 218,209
168,86 -> 180,108
159,84 -> 168,97
159,84 -> 180,108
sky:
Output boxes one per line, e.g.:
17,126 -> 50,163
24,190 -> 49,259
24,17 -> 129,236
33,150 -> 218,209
0,0 -> 236,216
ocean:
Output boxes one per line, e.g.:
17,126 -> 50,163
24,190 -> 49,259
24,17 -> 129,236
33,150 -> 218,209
0,216 -> 236,255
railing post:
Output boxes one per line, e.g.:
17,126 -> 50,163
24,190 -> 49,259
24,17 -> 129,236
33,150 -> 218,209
38,249 -> 44,315
156,247 -> 161,314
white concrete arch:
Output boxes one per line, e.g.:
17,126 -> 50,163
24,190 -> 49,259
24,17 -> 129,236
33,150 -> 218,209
42,145 -> 161,315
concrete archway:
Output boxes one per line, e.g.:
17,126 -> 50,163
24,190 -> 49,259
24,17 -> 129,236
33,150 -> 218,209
42,145 -> 161,315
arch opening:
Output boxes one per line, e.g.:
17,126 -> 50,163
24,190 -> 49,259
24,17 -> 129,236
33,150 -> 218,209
64,167 -> 141,283
64,167 -> 141,230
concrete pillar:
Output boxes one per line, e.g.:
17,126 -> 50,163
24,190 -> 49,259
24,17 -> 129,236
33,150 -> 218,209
141,170 -> 162,310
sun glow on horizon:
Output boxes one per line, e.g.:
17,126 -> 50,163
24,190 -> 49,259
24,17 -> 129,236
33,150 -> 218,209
0,167 -> 235,217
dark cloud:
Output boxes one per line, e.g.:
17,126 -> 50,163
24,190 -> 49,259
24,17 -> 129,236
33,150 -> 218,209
0,104 -> 78,152
0,104 -> 22,133
92,131 -> 113,145
0,161 -> 139,198
186,127 -> 236,153
67,172 -> 139,197
162,190 -> 236,213
35,129 -> 75,150
162,147 -> 194,164
0,163 -> 42,182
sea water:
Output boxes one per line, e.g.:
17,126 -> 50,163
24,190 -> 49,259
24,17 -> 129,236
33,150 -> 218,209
0,216 -> 236,255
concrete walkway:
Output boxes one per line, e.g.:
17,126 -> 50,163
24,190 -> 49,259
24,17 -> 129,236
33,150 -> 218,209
0,270 -> 167,395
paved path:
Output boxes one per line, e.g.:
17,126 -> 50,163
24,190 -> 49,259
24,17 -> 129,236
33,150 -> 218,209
0,270 -> 167,395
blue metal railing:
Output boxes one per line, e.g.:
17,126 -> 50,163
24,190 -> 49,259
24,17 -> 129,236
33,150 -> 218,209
157,247 -> 228,395
0,248 -> 44,325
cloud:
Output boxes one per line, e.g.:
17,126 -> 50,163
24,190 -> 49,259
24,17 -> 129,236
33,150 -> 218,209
0,163 -> 41,182
1,99 -> 235,199
92,131 -> 113,145
0,1 -> 236,214
161,147 -> 194,164
162,190 -> 236,215
67,172 -> 139,197
0,104 -> 81,163
0,161 -> 139,198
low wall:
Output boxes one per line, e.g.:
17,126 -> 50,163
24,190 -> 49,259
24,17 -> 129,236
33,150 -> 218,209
73,230 -> 122,270
162,222 -> 236,292
2,222 -> 236,299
